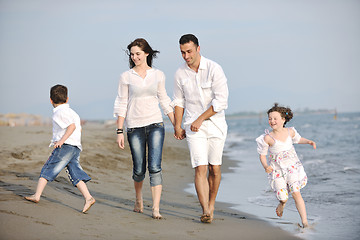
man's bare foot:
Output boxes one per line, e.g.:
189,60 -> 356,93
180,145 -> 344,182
276,202 -> 286,217
82,197 -> 96,213
133,198 -> 143,213
152,208 -> 163,219
24,195 -> 40,203
209,206 -> 215,222
200,214 -> 212,223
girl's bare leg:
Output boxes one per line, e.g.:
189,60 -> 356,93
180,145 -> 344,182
276,200 -> 287,217
134,180 -> 144,213
292,191 -> 308,227
24,177 -> 48,203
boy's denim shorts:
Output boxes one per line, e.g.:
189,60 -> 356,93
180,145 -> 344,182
40,144 -> 91,186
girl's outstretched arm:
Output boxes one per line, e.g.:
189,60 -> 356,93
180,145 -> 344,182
298,137 -> 316,149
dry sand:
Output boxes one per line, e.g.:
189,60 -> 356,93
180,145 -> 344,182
0,124 -> 300,240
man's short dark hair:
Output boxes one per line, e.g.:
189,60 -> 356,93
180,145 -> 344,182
179,34 -> 199,47
50,84 -> 68,104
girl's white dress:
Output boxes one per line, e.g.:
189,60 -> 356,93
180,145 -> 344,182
256,127 -> 307,201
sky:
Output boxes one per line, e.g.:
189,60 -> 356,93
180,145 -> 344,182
1,0 -> 359,120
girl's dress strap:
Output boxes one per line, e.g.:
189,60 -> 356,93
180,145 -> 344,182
264,129 -> 276,141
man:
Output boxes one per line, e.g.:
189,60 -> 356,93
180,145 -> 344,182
172,34 -> 228,223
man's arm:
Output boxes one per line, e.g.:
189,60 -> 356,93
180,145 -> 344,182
190,106 -> 217,132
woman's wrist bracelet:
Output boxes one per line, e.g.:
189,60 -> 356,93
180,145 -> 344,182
116,128 -> 124,134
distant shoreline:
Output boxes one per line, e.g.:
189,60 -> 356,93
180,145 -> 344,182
0,109 -> 349,126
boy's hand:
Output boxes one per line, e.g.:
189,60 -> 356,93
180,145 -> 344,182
117,134 -> 125,149
54,141 -> 64,148
265,166 -> 273,173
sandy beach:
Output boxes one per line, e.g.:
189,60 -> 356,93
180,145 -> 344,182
0,124 -> 300,240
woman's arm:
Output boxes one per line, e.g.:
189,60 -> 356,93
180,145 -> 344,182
116,116 -> 125,149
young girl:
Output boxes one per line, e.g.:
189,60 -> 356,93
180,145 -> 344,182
256,103 -> 316,228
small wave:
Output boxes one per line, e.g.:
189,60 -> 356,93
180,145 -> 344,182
342,166 -> 360,173
303,159 -> 326,165
247,195 -> 274,208
226,132 -> 246,143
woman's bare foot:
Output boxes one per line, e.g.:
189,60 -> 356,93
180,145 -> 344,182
82,197 -> 96,213
133,198 -> 143,213
24,195 -> 40,203
152,208 -> 163,219
276,202 -> 286,217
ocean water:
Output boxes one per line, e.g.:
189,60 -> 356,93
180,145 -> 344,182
183,112 -> 360,239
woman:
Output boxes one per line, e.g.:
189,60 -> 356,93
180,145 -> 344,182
113,38 -> 174,219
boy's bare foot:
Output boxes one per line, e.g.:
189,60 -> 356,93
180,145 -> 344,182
82,197 -> 96,213
200,214 -> 212,223
276,202 -> 286,217
24,195 -> 40,203
133,199 -> 143,213
152,208 -> 163,219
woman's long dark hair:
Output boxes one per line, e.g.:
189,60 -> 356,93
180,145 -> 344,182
127,38 -> 159,68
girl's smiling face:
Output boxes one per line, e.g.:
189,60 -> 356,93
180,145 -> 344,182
268,111 -> 286,130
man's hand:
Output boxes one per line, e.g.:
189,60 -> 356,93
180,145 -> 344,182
190,118 -> 204,132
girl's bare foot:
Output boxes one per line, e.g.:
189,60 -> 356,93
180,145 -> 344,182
152,208 -> 163,219
276,202 -> 286,217
301,222 -> 309,228
24,195 -> 40,203
133,198 -> 143,213
82,197 -> 96,213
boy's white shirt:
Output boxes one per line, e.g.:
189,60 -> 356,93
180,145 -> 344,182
50,104 -> 82,150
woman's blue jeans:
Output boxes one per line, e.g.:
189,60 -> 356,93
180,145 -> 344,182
127,122 -> 165,187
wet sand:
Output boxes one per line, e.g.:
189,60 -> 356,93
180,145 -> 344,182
0,124 -> 300,240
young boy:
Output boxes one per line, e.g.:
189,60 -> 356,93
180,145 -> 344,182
24,84 -> 95,213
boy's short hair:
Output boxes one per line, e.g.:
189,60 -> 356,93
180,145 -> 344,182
50,84 -> 68,104
179,34 -> 199,47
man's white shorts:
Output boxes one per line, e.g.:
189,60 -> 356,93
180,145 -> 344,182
185,120 -> 227,168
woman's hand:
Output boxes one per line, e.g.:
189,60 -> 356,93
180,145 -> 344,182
117,134 -> 125,149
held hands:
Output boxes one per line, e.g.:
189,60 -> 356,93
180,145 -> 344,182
117,134 -> 125,149
174,126 -> 186,140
